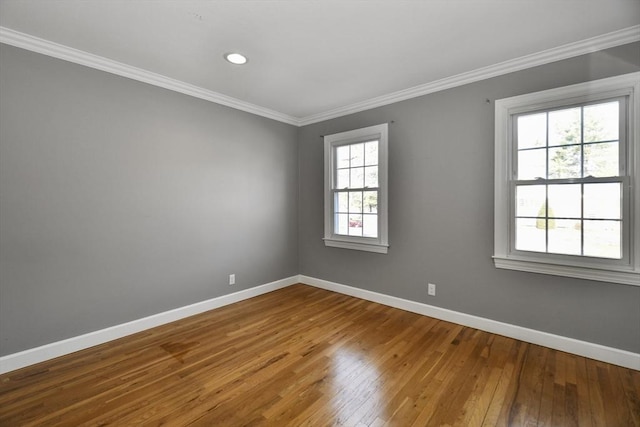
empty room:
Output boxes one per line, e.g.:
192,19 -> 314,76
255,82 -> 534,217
0,1 -> 639,425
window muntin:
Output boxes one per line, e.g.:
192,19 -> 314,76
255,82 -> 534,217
324,124 -> 388,253
493,72 -> 639,285
512,99 -> 625,261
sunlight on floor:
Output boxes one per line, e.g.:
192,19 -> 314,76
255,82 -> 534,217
331,346 -> 385,424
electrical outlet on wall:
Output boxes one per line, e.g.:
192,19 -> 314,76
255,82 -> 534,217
229,274 -> 235,285
427,283 -> 436,296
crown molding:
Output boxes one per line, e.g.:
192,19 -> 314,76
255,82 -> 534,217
297,25 -> 640,126
2,25 -> 638,128
0,26 -> 301,126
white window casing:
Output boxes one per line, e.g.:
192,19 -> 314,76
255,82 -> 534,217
494,72 -> 640,286
324,123 -> 389,254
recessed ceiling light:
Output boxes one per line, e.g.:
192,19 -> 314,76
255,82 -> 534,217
224,52 -> 248,65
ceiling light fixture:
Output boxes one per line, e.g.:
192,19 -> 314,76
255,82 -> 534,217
224,52 -> 248,65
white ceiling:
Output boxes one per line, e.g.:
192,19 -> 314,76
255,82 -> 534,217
1,0 -> 639,125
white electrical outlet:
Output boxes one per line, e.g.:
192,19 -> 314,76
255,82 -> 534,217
229,274 -> 235,285
427,283 -> 436,296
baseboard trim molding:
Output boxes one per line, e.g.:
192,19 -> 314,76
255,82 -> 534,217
3,274 -> 638,374
299,275 -> 640,370
0,276 -> 298,375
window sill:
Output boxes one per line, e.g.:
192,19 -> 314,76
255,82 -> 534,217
324,238 -> 388,254
493,256 -> 639,286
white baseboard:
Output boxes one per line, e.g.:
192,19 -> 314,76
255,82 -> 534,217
3,274 -> 638,374
0,276 -> 298,375
299,275 -> 640,371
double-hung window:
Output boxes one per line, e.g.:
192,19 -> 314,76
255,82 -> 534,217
494,73 -> 639,285
324,123 -> 389,253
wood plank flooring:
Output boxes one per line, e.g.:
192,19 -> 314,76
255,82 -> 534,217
1,284 -> 638,426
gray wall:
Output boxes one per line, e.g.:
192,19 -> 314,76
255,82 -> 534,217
2,40 -> 639,359
0,44 -> 299,356
299,42 -> 640,353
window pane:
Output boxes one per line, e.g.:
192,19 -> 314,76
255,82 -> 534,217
335,213 -> 348,235
548,145 -> 581,179
584,183 -> 621,219
584,142 -> 619,177
351,143 -> 364,167
363,214 -> 378,237
363,191 -> 378,213
584,220 -> 621,259
336,192 -> 348,213
364,141 -> 378,166
364,166 -> 378,188
348,214 -> 363,236
336,145 -> 350,169
548,107 -> 581,146
350,167 -> 364,188
516,218 -> 546,252
548,219 -> 582,255
584,101 -> 619,143
518,148 -> 546,180
336,169 -> 349,189
548,184 -> 581,218
517,113 -> 547,149
516,185 -> 545,217
349,191 -> 362,213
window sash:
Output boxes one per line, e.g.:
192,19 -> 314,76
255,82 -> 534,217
512,97 -> 627,180
330,144 -> 381,240
331,188 -> 380,237
509,177 -> 630,265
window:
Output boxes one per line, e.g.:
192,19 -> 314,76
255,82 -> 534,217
324,123 -> 389,253
494,73 -> 639,285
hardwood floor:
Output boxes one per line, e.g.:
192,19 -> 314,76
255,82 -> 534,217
1,284 -> 638,426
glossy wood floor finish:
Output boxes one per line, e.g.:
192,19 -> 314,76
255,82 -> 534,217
1,284 -> 638,426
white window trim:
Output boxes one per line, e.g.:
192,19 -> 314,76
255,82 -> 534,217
324,123 -> 389,254
494,72 -> 640,286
